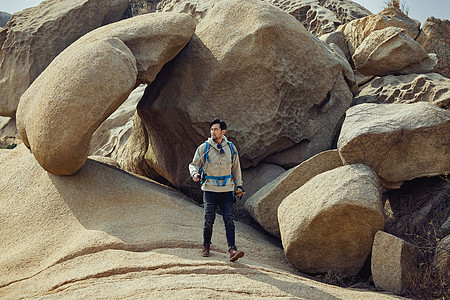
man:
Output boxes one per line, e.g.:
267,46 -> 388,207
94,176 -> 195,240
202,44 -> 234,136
189,119 -> 245,261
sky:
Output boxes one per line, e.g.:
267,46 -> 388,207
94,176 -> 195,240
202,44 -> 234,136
1,0 -> 449,25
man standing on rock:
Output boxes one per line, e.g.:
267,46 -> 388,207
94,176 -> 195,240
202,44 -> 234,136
189,119 -> 245,261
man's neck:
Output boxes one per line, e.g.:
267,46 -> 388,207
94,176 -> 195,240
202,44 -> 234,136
215,138 -> 223,144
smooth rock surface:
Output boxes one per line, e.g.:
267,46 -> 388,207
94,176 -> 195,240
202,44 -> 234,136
416,17 -> 450,78
278,164 -> 384,276
133,0 -> 354,195
0,145 -> 398,300
354,73 -> 450,109
17,37 -> 138,175
353,26 -> 437,76
246,150 -> 343,237
16,13 -> 195,175
371,231 -> 418,294
0,0 -> 129,117
338,102 -> 450,186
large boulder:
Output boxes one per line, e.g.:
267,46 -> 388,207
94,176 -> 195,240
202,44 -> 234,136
278,164 -> 384,276
0,145 -> 399,300
128,0 -> 354,195
352,26 -> 437,76
264,0 -> 370,37
89,84 -> 147,159
353,73 -> 450,109
338,102 -> 450,187
156,0 -> 216,23
0,0 -> 129,117
416,17 -> 450,78
246,150 -> 343,237
16,13 -> 196,176
371,231 -> 418,294
338,6 -> 421,57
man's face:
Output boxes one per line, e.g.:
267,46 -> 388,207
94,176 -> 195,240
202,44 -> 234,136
210,123 -> 225,142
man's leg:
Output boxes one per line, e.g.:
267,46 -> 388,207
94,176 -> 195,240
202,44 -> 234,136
202,191 -> 217,256
218,192 -> 244,262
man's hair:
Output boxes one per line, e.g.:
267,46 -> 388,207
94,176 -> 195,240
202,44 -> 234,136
210,118 -> 227,130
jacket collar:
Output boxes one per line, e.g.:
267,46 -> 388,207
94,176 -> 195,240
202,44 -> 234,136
207,135 -> 229,150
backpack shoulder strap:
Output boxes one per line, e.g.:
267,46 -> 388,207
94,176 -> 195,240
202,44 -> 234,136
227,141 -> 237,161
204,142 -> 210,162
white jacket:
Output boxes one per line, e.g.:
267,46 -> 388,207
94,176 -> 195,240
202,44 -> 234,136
189,135 -> 243,192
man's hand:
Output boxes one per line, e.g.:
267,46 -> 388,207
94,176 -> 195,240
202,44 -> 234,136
236,186 -> 245,196
192,173 -> 200,182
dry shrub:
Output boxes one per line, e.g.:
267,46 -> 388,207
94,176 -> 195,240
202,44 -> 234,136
384,0 -> 409,15
383,176 -> 450,299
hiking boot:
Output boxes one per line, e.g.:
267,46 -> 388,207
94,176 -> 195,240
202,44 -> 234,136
229,246 -> 244,262
201,243 -> 210,257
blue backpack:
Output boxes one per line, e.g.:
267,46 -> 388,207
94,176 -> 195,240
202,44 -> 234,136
199,141 -> 237,186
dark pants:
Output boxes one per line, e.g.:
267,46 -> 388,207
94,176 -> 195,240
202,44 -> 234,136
203,191 -> 235,250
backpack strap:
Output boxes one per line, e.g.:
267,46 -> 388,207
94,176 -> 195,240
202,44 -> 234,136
228,141 -> 237,162
199,142 -> 210,184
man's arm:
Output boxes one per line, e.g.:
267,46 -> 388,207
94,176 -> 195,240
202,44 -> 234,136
189,143 -> 205,182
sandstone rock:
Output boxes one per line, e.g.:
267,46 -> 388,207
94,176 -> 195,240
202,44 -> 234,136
319,31 -> 351,61
278,164 -> 384,276
16,37 -> 138,175
135,0 -> 354,194
0,0 -> 129,117
237,163 -> 286,220
265,0 -> 370,37
16,13 -> 196,176
0,116 -> 21,149
87,155 -> 120,168
246,150 -> 343,237
89,84 -> 146,158
156,0 -> 216,23
433,235 -> 450,280
338,6 -> 421,57
353,73 -> 450,109
338,102 -> 450,186
0,11 -> 11,27
371,231 -> 418,294
353,27 -> 437,76
416,17 -> 450,78
0,145 -> 398,300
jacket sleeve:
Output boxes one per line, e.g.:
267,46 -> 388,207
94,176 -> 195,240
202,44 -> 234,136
231,146 -> 243,187
189,143 -> 205,177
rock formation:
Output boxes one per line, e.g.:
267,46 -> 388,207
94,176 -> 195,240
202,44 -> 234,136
371,231 -> 419,294
352,27 -> 437,76
123,0 -> 354,197
0,0 -> 129,117
0,145 -> 398,299
16,13 -> 195,175
278,164 -> 384,276
338,102 -> 450,187
246,150 -> 343,237
354,73 -> 450,109
416,17 -> 450,78
338,6 -> 421,57
0,11 -> 11,27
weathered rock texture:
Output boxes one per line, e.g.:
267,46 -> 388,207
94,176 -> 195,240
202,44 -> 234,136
338,102 -> 450,186
129,0 -> 354,196
0,116 -> 20,149
156,0 -> 216,23
0,11 -> 11,27
89,84 -> 146,159
371,231 -> 418,294
0,145 -> 399,300
416,17 -> 450,78
354,73 -> 450,109
0,0 -> 129,117
278,164 -> 384,276
16,13 -> 195,175
265,0 -> 370,37
246,150 -> 343,237
353,27 -> 437,76
338,6 -> 421,57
